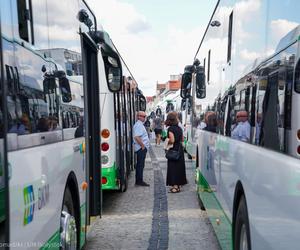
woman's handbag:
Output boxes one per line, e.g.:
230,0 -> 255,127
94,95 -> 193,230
165,148 -> 180,160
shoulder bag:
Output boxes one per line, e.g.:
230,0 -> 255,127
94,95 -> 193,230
165,147 -> 180,161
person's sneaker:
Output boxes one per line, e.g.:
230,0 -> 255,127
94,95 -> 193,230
135,181 -> 150,187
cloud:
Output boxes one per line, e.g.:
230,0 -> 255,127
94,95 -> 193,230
234,0 -> 261,41
240,49 -> 260,61
270,19 -> 299,45
86,0 -> 210,96
31,0 -> 81,51
127,19 -> 151,34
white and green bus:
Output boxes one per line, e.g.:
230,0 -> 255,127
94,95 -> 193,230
97,32 -> 147,192
181,0 -> 300,249
0,0 -> 123,248
100,60 -> 146,191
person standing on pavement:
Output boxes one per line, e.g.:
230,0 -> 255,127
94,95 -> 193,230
133,111 -> 150,186
144,116 -> 151,138
152,115 -> 163,145
165,112 -> 187,193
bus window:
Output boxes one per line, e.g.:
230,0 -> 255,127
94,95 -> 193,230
295,59 -> 300,93
249,85 -> 256,127
17,0 -> 34,44
260,72 -> 280,151
0,21 -> 6,245
285,68 -> 293,130
227,11 -> 233,63
240,89 -> 245,110
207,50 -> 211,83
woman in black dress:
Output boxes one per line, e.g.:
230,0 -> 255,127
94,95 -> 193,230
165,112 -> 187,193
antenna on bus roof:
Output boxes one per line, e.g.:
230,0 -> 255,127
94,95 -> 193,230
194,0 -> 220,60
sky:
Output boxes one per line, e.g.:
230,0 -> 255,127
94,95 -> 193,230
86,0 -> 218,96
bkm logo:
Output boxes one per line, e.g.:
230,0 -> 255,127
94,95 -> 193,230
23,185 -> 35,225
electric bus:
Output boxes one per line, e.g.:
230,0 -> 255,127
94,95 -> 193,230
0,0 -> 123,248
181,1 -> 300,249
100,63 -> 146,191
99,32 -> 147,191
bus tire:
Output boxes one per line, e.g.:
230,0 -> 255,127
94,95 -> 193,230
60,187 -> 79,250
120,175 -> 128,192
234,195 -> 251,250
120,165 -> 128,192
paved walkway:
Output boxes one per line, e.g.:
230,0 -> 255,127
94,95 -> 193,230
85,143 -> 220,250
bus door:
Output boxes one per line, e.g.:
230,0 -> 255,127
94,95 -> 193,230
81,33 -> 101,219
122,82 -> 130,179
126,82 -> 134,171
116,90 -> 127,191
0,14 -> 9,245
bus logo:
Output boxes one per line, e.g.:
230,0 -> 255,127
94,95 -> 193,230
23,185 -> 35,225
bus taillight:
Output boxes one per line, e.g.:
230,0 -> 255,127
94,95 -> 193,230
101,142 -> 109,152
101,129 -> 110,139
297,130 -> 300,140
102,177 -> 107,184
297,145 -> 300,155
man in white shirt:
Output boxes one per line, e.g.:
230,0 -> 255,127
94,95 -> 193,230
231,111 -> 251,142
133,111 -> 150,186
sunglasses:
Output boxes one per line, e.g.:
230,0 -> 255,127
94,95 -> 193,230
139,115 -> 146,118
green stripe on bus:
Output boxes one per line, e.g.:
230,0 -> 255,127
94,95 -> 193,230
197,169 -> 232,250
40,230 -> 60,250
102,163 -> 119,190
80,203 -> 86,249
40,203 -> 87,249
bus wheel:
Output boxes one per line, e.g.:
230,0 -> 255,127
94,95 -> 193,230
234,195 -> 251,250
120,169 -> 128,192
60,187 -> 78,250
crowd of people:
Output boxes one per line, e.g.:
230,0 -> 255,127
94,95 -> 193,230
132,108 -> 252,193
133,110 -> 187,193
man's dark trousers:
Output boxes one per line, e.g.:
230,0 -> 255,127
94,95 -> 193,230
135,148 -> 147,183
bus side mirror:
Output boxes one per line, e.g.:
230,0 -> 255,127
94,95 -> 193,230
139,95 -> 146,112
196,66 -> 206,99
180,72 -> 192,98
59,77 -> 72,103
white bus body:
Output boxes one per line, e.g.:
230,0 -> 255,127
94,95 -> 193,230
0,0 -> 123,248
183,1 -> 300,249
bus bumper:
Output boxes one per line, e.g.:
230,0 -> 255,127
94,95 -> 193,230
102,163 -> 119,190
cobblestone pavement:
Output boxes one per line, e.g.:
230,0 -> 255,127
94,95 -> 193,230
85,143 -> 220,250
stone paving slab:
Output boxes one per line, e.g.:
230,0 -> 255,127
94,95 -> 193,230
85,143 -> 220,250
152,144 -> 220,250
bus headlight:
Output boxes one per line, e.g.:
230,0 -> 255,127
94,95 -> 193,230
101,155 -> 109,165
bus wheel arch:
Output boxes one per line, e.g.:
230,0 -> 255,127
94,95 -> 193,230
233,182 -> 251,250
60,172 -> 81,249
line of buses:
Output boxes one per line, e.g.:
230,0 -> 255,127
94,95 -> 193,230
181,0 -> 300,249
0,0 -> 146,249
